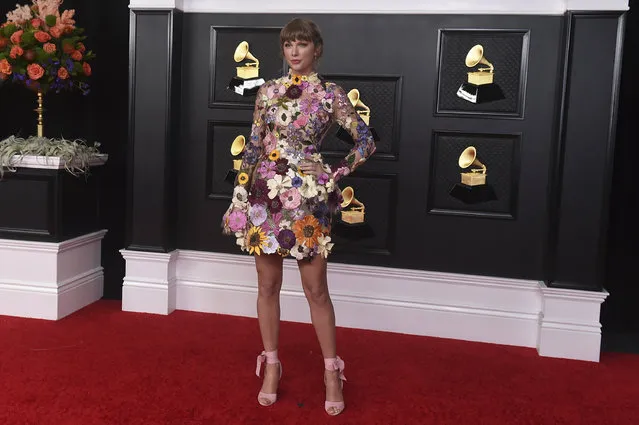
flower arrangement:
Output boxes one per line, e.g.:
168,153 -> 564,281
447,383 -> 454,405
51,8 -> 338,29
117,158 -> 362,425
0,1 -> 104,179
0,0 -> 94,94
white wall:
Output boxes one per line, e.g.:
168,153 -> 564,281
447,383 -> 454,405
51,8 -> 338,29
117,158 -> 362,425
129,0 -> 629,14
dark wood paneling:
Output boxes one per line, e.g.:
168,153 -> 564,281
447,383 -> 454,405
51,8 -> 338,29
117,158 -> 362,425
0,167 -> 101,242
176,13 -> 569,281
127,9 -> 182,252
549,12 -> 625,291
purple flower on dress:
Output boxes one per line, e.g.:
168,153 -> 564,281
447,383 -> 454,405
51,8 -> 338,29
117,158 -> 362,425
313,202 -> 330,227
277,229 -> 296,250
291,176 -> 303,188
303,145 -> 316,155
285,85 -> 303,99
228,210 -> 247,232
274,158 -> 289,175
249,204 -> 268,226
318,173 -> 329,185
268,195 -> 283,213
248,179 -> 269,205
258,161 -> 276,179
328,190 -> 341,211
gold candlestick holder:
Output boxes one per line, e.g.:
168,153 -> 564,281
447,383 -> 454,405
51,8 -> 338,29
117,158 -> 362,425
34,90 -> 45,137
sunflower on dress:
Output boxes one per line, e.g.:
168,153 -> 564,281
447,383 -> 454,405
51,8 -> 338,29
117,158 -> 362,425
222,70 -> 377,260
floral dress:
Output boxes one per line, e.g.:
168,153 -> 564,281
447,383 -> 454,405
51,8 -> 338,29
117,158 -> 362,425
222,70 -> 377,260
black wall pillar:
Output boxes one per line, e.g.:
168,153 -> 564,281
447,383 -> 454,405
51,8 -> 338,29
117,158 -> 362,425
127,9 -> 182,252
549,11 -> 626,291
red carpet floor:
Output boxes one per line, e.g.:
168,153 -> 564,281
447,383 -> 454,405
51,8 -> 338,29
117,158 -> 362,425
1,300 -> 638,425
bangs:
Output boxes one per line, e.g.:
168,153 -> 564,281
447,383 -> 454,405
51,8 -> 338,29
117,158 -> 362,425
280,19 -> 319,45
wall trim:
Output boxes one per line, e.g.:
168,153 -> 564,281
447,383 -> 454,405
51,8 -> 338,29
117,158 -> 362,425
120,249 -> 609,362
0,230 -> 107,320
129,0 -> 629,14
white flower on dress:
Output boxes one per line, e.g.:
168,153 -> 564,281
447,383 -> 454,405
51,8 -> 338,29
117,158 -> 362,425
267,174 -> 292,199
325,178 -> 336,193
299,175 -> 319,198
316,185 -> 328,202
316,235 -> 334,258
276,108 -> 293,126
278,219 -> 292,231
236,232 -> 247,250
232,186 -> 249,208
249,204 -> 267,226
262,235 -> 279,254
290,243 -> 309,260
310,153 -> 323,162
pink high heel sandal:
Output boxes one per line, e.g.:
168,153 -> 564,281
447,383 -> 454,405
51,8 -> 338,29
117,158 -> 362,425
256,350 -> 282,406
324,356 -> 346,416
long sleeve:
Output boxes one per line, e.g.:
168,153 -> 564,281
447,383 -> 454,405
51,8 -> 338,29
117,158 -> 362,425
235,84 -> 268,188
327,84 -> 377,182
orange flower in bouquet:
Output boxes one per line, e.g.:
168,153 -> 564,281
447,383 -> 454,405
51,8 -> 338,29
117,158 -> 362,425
0,0 -> 95,94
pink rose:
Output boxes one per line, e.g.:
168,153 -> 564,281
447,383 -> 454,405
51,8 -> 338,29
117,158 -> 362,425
27,63 -> 45,80
10,30 -> 23,45
49,26 -> 63,38
71,50 -> 83,61
34,31 -> 51,43
43,43 -> 56,54
0,59 -> 12,75
31,18 -> 43,28
57,67 -> 69,80
10,45 -> 23,59
82,62 -> 91,76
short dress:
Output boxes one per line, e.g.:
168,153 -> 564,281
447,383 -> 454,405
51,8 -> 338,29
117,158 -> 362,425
222,70 -> 377,260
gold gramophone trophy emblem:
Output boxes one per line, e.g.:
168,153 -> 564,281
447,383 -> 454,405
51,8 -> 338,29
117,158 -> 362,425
336,88 -> 380,143
340,186 -> 366,224
449,146 -> 497,204
225,134 -> 246,184
456,44 -> 505,104
228,41 -> 265,96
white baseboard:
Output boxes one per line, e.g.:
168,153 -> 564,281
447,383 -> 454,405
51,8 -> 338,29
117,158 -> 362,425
120,249 -> 609,362
0,230 -> 107,320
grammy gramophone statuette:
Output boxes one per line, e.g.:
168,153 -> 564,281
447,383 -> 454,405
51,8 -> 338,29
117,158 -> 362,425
228,41 -> 266,97
333,185 -> 375,240
336,88 -> 380,143
456,44 -> 505,105
449,146 -> 497,204
225,135 -> 246,184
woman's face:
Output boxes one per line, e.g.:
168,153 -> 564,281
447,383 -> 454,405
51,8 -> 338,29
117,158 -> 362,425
282,39 -> 317,75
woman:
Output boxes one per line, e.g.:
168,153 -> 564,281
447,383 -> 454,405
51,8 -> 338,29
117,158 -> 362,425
222,17 -> 376,416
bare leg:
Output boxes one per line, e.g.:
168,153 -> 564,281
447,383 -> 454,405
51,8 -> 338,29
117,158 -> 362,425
297,255 -> 344,412
255,253 -> 284,404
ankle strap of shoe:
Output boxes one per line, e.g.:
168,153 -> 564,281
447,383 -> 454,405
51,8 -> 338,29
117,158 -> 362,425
324,356 -> 346,381
256,350 -> 279,377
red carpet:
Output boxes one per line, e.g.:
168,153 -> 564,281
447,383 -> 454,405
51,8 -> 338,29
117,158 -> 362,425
1,301 -> 638,425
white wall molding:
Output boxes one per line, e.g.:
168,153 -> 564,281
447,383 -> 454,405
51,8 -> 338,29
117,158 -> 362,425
120,249 -> 609,362
120,249 -> 178,315
0,230 -> 107,320
537,282 -> 609,362
129,0 -> 628,13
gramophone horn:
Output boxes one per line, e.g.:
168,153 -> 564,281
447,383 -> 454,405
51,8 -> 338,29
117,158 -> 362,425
230,135 -> 246,156
458,146 -> 486,174
340,186 -> 364,209
234,41 -> 259,66
347,89 -> 371,113
465,44 -> 493,72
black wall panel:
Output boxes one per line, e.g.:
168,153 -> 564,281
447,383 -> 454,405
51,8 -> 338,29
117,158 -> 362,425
176,13 -> 569,281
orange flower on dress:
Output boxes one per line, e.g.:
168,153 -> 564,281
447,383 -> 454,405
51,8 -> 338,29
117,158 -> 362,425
293,215 -> 322,248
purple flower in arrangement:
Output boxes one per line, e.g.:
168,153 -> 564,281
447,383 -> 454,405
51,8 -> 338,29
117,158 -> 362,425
277,229 -> 297,250
285,84 -> 303,99
291,176 -> 303,188
248,179 -> 269,205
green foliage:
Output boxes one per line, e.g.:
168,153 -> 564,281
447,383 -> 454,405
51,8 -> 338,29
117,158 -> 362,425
0,135 -> 102,179
44,15 -> 56,27
2,24 -> 17,37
